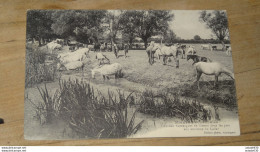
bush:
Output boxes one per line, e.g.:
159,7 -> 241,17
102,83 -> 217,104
170,81 -> 237,107
138,90 -> 215,123
25,45 -> 58,87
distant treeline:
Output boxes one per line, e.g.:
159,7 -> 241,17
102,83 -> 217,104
145,38 -> 230,44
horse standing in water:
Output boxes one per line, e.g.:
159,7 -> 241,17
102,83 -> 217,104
194,62 -> 235,89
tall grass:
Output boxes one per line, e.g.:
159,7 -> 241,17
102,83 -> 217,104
30,79 -> 144,138
25,44 -> 58,87
138,90 -> 214,123
169,81 -> 237,107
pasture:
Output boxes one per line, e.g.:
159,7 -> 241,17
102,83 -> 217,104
25,43 -> 237,139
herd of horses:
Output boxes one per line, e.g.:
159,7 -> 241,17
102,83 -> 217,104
144,41 -> 234,88
53,39 -> 235,89
90,41 -> 235,89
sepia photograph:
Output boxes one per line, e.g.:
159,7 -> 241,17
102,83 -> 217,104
24,10 -> 240,139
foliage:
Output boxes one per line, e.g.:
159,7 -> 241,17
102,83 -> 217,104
30,79 -> 144,138
194,35 -> 201,41
26,10 -> 55,45
138,90 -> 214,123
200,10 -> 229,50
25,45 -> 58,87
163,29 -> 177,44
119,10 -> 174,48
51,10 -> 106,44
168,81 -> 237,107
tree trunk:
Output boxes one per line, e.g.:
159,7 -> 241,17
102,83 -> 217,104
32,38 -> 35,43
129,38 -> 133,49
37,37 -> 42,46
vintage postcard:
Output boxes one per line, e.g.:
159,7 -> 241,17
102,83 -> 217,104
24,10 -> 240,139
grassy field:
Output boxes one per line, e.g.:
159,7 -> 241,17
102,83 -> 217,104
25,43 -> 238,139
83,43 -> 234,88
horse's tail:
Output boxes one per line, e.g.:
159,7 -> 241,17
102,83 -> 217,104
223,67 -> 235,80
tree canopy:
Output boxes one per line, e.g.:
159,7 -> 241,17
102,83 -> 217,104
194,35 -> 201,41
200,10 -> 229,50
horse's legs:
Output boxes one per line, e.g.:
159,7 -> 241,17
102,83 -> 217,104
152,52 -> 154,64
147,52 -> 151,64
103,75 -> 106,80
175,57 -> 179,68
196,71 -> 202,89
163,55 -> 167,65
106,76 -> 110,80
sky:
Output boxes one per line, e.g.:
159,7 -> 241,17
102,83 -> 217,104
169,10 -> 214,39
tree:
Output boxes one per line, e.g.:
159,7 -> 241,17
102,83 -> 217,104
26,10 -> 54,46
120,11 -> 143,48
51,10 -> 106,44
194,35 -> 201,41
119,10 -> 174,48
200,10 -> 229,50
137,10 -> 174,48
101,10 -> 125,49
163,29 -> 177,44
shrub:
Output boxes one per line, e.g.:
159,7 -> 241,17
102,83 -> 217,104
25,45 -> 58,87
138,90 -> 214,123
170,81 -> 237,107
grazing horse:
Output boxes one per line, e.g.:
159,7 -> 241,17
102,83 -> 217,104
201,44 -> 212,50
160,45 -> 182,68
96,52 -> 110,66
146,42 -> 161,65
194,62 -> 235,89
187,55 -> 211,65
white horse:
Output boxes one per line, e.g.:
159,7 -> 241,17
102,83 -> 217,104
201,44 -> 212,51
194,62 -> 235,89
96,52 -> 110,66
91,63 -> 122,80
187,46 -> 196,55
160,45 -> 182,68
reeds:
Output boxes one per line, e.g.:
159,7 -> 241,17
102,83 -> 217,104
30,79 -> 144,138
172,82 -> 237,107
138,90 -> 214,123
25,45 -> 58,87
